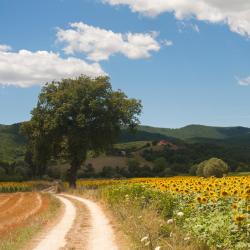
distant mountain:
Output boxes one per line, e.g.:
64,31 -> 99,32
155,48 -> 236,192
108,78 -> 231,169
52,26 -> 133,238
137,124 -> 250,141
1,123 -> 250,163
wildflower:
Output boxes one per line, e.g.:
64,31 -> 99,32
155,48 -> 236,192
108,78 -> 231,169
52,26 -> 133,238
202,197 -> 207,203
221,190 -> 229,196
167,219 -> 174,224
231,203 -> 238,209
197,196 -> 202,203
141,236 -> 148,242
184,237 -> 190,241
234,214 -> 246,223
177,212 -> 184,217
155,247 -> 161,250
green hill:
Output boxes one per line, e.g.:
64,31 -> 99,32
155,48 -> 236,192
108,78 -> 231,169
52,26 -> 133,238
137,124 -> 250,141
1,123 -> 250,163
0,123 -> 26,163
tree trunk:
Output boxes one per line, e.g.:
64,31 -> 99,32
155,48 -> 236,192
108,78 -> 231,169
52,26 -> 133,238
68,163 -> 79,188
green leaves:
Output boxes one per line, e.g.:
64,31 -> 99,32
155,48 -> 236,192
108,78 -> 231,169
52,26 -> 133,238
22,75 -> 142,185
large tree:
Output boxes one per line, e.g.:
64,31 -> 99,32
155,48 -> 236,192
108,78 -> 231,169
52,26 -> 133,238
22,76 -> 142,187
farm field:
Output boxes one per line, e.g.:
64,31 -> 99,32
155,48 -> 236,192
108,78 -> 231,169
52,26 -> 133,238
0,190 -> 60,250
0,192 -> 44,236
75,176 -> 250,249
0,176 -> 249,250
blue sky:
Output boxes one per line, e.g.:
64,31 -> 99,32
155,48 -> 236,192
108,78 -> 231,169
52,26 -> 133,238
0,0 -> 250,128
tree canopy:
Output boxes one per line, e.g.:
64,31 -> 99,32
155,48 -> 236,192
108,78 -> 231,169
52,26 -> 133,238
196,158 -> 229,178
22,76 -> 142,187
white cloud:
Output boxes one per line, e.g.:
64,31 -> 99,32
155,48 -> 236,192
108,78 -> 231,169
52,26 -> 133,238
177,22 -> 200,33
238,76 -> 250,86
56,22 -> 161,61
192,24 -> 200,33
0,48 -> 105,87
162,39 -> 173,47
0,44 -> 11,52
104,0 -> 250,37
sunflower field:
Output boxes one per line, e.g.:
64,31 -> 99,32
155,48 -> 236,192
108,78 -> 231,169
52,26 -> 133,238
77,176 -> 250,249
0,182 -> 33,192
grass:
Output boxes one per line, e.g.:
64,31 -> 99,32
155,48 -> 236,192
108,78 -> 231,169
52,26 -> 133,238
114,141 -> 150,151
0,193 -> 61,250
228,172 -> 250,176
71,177 -> 249,249
70,187 -> 202,250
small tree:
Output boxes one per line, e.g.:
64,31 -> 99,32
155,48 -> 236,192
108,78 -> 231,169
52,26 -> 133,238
127,158 -> 140,175
22,76 -> 142,187
196,160 -> 209,177
153,157 -> 167,173
189,164 -> 198,176
196,158 -> 229,178
203,158 -> 229,177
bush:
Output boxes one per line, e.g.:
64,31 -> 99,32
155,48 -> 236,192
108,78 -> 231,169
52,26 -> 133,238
153,157 -> 167,173
235,163 -> 250,172
196,161 -> 207,177
196,158 -> 229,178
127,158 -> 140,174
189,164 -> 198,176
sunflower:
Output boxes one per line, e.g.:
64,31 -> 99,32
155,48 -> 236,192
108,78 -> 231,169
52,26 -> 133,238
234,214 -> 246,223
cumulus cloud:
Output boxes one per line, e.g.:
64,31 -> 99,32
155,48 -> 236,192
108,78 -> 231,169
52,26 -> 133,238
104,0 -> 250,37
237,76 -> 250,86
56,22 -> 161,61
0,44 -> 11,52
0,48 -> 105,87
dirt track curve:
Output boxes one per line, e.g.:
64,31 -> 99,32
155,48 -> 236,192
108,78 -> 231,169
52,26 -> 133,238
32,194 -> 118,250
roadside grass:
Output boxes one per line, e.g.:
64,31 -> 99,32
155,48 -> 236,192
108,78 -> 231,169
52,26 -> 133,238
70,188 -> 203,250
0,193 -> 61,250
101,196 -> 202,250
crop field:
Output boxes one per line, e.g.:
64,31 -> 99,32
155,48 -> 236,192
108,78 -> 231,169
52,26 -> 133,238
0,192 -> 48,239
76,176 -> 250,249
0,176 -> 249,249
0,182 -> 33,192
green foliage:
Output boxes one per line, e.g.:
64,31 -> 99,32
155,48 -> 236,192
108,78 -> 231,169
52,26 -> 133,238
0,124 -> 26,163
153,157 -> 167,173
22,76 -> 142,186
189,164 -> 198,176
1,121 -> 250,179
236,163 -> 250,172
137,125 -> 250,141
196,158 -> 229,178
114,141 -> 150,151
127,158 -> 140,173
101,183 -> 249,249
0,160 -> 31,181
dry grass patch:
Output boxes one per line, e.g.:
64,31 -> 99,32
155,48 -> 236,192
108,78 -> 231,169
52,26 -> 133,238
0,193 -> 61,250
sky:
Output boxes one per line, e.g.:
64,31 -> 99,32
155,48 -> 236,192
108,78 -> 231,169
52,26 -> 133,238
0,0 -> 250,128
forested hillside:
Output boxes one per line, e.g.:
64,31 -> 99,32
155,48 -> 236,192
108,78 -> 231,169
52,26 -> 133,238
0,123 -> 26,163
1,123 -> 250,170
137,124 -> 250,140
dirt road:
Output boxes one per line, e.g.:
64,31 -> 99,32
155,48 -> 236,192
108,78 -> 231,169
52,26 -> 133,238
32,194 -> 118,250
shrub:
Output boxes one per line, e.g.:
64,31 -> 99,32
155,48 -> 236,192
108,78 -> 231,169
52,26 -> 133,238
196,158 -> 229,178
153,157 -> 167,173
189,164 -> 198,176
127,158 -> 140,174
235,163 -> 250,172
196,161 -> 207,177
